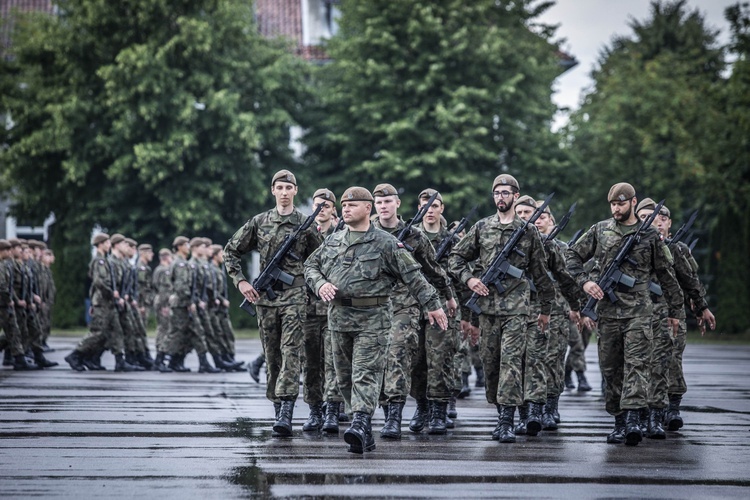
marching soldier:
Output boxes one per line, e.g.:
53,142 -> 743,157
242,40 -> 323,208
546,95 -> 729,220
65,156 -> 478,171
152,248 -> 173,369
0,239 -> 35,369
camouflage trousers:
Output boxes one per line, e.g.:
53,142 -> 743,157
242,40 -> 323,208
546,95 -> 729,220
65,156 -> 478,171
479,314 -> 528,406
0,307 -> 24,356
118,305 -> 145,354
19,307 -> 45,355
598,315 -> 652,415
381,307 -> 420,405
154,306 -> 170,352
301,313 -> 326,405
256,304 -> 304,403
462,343 -> 482,374
545,313 -> 570,398
411,313 -> 459,403
77,302 -> 125,356
130,305 -> 149,353
522,316 -> 549,404
165,306 -> 208,357
647,304 -> 671,408
39,303 -> 52,344
332,327 -> 389,415
324,319 -> 343,403
565,321 -> 592,373
453,329 -> 471,391
668,319 -> 688,396
217,309 -> 237,356
209,308 -> 234,356
198,308 -> 228,356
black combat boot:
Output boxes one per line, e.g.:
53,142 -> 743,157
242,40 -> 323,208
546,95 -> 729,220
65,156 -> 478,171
497,405 -> 516,443
82,353 -> 107,371
475,367 -> 485,388
273,402 -> 281,421
445,413 -> 455,429
664,394 -> 684,431
458,372 -> 472,398
647,407 -> 666,439
625,409 -> 643,446
515,404 -> 529,435
639,407 -> 649,435
447,395 -> 458,419
3,349 -> 12,366
428,401 -> 448,435
155,353 -> 174,373
576,370 -> 592,392
344,411 -> 375,454
125,352 -> 139,367
380,401 -> 404,439
303,402 -> 325,432
248,354 -> 264,383
34,351 -> 58,368
13,354 -> 38,371
338,402 -> 349,422
210,352 -> 229,371
409,399 -> 430,433
564,368 -> 575,390
64,351 -> 86,372
528,401 -> 544,435
222,354 -> 245,371
169,353 -> 191,372
198,353 -> 221,373
322,401 -> 340,434
272,400 -> 295,437
137,352 -> 154,371
607,413 -> 627,444
551,395 -> 561,423
541,398 -> 557,431
115,353 -> 144,372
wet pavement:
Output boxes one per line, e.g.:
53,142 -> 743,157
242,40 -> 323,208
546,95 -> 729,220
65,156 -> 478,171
1,338 -> 749,499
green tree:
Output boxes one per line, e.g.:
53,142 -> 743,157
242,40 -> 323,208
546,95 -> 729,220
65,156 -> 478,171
302,0 -> 569,219
1,0 -> 309,327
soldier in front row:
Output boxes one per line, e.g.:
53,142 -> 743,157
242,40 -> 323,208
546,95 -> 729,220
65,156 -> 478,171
304,186 -> 448,454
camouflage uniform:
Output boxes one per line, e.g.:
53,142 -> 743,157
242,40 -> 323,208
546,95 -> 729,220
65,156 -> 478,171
75,254 -> 125,356
112,257 -> 144,356
372,216 -> 454,406
192,256 -> 227,358
0,257 -> 24,357
213,263 -> 237,356
304,225 -> 442,415
449,215 -> 555,407
566,219 -> 684,415
152,263 -> 172,352
225,207 -> 322,403
16,259 -> 44,355
137,260 -> 155,324
165,254 -> 208,358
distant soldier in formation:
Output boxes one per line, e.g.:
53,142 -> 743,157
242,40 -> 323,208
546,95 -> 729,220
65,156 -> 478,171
152,248 -> 173,367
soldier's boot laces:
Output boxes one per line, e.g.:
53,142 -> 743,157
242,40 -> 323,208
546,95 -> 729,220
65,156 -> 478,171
474,367 -> 485,388
529,402 -> 545,435
115,353 -> 143,372
344,411 -> 375,454
322,401 -> 341,434
64,351 -> 86,372
272,400 -> 295,437
14,353 -> 38,371
664,394 -> 684,431
248,355 -> 263,383
428,401 -> 448,435
625,409 -> 644,446
198,353 -> 221,373
606,413 -> 627,444
380,401 -> 404,439
515,404 -> 529,436
302,402 -> 325,432
497,405 -> 516,443
337,402 -> 349,422
576,370 -> 592,392
564,368 -> 575,390
542,398 -> 558,431
409,399 -> 430,433
447,395 -> 458,419
458,372 -> 472,398
34,351 -> 58,369
647,407 -> 666,439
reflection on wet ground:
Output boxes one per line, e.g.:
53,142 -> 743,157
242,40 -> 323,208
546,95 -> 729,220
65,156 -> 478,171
1,339 -> 749,498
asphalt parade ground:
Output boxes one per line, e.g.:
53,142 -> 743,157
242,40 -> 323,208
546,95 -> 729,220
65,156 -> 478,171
1,337 -> 749,499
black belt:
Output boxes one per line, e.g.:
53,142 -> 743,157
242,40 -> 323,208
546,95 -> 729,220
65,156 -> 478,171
271,276 -> 306,291
331,297 -> 389,307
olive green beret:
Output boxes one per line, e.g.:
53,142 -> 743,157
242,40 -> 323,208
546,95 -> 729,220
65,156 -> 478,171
92,233 -> 110,246
341,186 -> 374,203
110,234 -> 126,245
607,182 -> 636,203
313,188 -> 336,203
209,244 -> 223,256
189,237 -> 205,248
0,239 -> 10,250
493,174 -> 519,191
372,183 -> 399,198
125,238 -> 137,247
8,238 -> 21,248
137,243 -> 153,252
271,169 -> 297,186
158,248 -> 172,258
636,197 -> 671,218
172,236 -> 189,248
201,237 -> 213,246
418,188 -> 443,203
515,195 -> 537,208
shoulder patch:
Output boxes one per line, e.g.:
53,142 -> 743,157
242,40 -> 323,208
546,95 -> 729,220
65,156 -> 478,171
178,263 -> 186,267
98,259 -> 105,265
397,242 -> 405,248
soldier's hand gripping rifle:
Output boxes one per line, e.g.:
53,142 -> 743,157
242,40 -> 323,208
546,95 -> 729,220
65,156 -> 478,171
435,206 -> 478,261
240,203 -> 324,316
465,193 -> 554,315
544,202 -> 577,243
396,191 -> 439,252
580,199 -> 665,322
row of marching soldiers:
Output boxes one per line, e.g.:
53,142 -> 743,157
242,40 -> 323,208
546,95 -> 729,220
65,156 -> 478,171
0,238 -> 58,370
64,233 -> 245,373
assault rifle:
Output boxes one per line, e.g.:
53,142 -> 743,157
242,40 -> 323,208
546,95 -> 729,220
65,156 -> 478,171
465,193 -> 554,315
240,204 -> 324,316
580,199 -> 665,321
688,237 -> 699,253
568,228 -> 584,247
666,209 -> 698,251
397,191 -> 439,252
333,218 -> 346,233
544,202 -> 577,243
435,206 -> 478,261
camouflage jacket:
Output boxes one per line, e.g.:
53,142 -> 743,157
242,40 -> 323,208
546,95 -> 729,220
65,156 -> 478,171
309,223 -> 338,317
137,261 -> 155,308
169,254 -> 197,308
566,218 -> 684,319
417,222 -> 460,302
88,253 -> 116,307
449,214 -> 555,316
152,264 -> 172,309
372,216 -> 454,312
304,225 -> 442,332
652,240 -> 708,316
0,259 -> 14,306
43,266 -> 56,305
544,238 -> 586,315
225,207 -> 323,307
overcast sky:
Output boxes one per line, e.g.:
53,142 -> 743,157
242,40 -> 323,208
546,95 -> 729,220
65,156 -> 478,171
539,0 -> 736,125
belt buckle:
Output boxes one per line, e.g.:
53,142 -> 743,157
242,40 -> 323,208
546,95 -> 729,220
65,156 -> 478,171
341,298 -> 353,307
